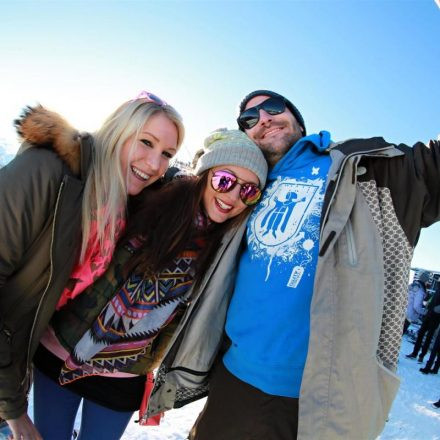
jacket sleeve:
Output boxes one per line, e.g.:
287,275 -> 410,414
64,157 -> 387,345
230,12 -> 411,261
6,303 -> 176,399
385,138 -> 440,246
0,146 -> 64,419
412,139 -> 440,228
413,288 -> 426,316
0,146 -> 64,288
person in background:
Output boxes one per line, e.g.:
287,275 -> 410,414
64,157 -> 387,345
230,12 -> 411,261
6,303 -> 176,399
143,89 -> 440,440
419,331 -> 440,374
403,273 -> 429,335
419,284 -> 440,374
0,91 -> 184,440
407,283 -> 440,363
31,129 -> 267,440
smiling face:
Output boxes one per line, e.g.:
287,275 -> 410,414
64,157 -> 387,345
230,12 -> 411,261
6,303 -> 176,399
244,95 -> 304,167
202,165 -> 259,223
120,112 -> 179,195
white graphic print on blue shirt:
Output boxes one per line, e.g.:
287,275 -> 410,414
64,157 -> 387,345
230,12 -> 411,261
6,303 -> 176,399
224,132 -> 332,398
249,171 -> 325,286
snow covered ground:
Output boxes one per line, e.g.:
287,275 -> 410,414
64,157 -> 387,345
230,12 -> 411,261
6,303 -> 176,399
17,335 -> 440,439
121,336 -> 440,440
377,337 -> 440,440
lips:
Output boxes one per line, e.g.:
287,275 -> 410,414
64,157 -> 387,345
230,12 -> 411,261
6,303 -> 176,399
261,126 -> 283,139
215,197 -> 233,213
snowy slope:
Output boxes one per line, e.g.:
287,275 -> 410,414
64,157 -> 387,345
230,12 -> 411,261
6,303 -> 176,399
377,337 -> 440,440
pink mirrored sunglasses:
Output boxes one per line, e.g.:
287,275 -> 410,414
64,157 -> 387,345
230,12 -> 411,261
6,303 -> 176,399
131,90 -> 167,106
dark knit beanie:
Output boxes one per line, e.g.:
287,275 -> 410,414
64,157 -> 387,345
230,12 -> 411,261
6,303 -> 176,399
418,271 -> 430,284
238,90 -> 306,135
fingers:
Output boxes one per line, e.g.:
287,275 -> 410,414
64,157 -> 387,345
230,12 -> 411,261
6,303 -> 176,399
7,413 -> 43,440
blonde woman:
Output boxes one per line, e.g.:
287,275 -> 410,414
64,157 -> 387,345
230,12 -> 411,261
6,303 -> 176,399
0,91 -> 184,440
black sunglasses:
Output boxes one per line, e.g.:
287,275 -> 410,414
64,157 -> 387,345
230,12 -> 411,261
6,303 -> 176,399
237,97 -> 286,130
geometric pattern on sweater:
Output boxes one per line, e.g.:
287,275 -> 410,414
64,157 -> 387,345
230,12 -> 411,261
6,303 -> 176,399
59,251 -> 199,385
61,350 -> 146,384
359,181 -> 413,371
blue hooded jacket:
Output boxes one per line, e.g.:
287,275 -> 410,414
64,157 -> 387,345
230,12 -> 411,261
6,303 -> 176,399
224,131 -> 332,397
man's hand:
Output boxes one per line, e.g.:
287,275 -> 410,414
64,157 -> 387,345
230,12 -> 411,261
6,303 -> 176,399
6,413 -> 42,440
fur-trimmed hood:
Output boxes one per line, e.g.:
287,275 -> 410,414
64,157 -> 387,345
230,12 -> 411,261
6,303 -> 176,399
14,105 -> 82,175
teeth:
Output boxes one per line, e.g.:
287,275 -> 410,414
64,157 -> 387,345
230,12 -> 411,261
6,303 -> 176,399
263,127 -> 281,138
132,166 -> 150,180
216,198 -> 232,210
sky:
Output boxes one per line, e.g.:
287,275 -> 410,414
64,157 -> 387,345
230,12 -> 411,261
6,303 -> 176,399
0,0 -> 439,270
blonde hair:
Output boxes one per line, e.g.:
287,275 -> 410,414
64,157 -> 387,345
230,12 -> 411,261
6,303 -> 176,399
80,99 -> 184,261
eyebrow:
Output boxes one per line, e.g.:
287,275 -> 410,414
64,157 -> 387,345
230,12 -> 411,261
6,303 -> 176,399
140,130 -> 177,152
140,130 -> 159,142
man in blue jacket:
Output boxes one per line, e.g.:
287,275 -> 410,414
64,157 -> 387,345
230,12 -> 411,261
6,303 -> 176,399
188,89 -> 440,440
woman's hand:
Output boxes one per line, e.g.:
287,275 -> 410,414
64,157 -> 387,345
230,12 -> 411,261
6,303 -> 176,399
7,413 -> 42,440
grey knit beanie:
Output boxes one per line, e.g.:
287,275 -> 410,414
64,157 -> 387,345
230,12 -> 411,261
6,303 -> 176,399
195,129 -> 268,187
238,89 -> 306,135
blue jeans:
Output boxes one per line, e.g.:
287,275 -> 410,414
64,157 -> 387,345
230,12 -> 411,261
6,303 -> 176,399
33,368 -> 133,440
0,420 -> 13,440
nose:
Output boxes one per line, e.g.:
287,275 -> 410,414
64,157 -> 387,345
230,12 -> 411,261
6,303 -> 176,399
258,109 -> 272,126
228,184 -> 242,203
145,150 -> 161,173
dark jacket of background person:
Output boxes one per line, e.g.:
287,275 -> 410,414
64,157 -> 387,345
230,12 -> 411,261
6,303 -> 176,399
145,137 -> 440,440
409,285 -> 440,360
0,113 -> 91,420
426,285 -> 440,320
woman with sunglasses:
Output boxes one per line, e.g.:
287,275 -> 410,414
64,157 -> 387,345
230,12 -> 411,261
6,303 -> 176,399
0,91 -> 184,440
30,129 -> 267,440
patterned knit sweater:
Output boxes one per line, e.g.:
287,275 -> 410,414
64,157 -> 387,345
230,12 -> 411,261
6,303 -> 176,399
51,236 -> 204,384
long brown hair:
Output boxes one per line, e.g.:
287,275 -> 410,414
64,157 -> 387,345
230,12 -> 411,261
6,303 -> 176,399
123,171 -> 250,287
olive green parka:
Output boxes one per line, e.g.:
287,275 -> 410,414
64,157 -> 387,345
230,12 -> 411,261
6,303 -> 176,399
0,106 -> 92,419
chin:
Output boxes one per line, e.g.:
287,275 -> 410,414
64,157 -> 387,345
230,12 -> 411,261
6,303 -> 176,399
207,211 -> 227,224
211,215 -> 226,224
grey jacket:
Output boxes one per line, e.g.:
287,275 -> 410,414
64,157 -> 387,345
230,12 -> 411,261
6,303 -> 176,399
146,136 -> 440,439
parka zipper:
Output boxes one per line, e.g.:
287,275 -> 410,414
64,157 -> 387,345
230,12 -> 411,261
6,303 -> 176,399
345,218 -> 358,266
0,325 -> 12,368
319,146 -> 393,255
2,327 -> 11,342
21,180 -> 65,386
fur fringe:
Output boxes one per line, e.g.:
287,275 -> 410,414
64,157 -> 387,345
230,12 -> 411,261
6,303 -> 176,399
14,105 -> 82,175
